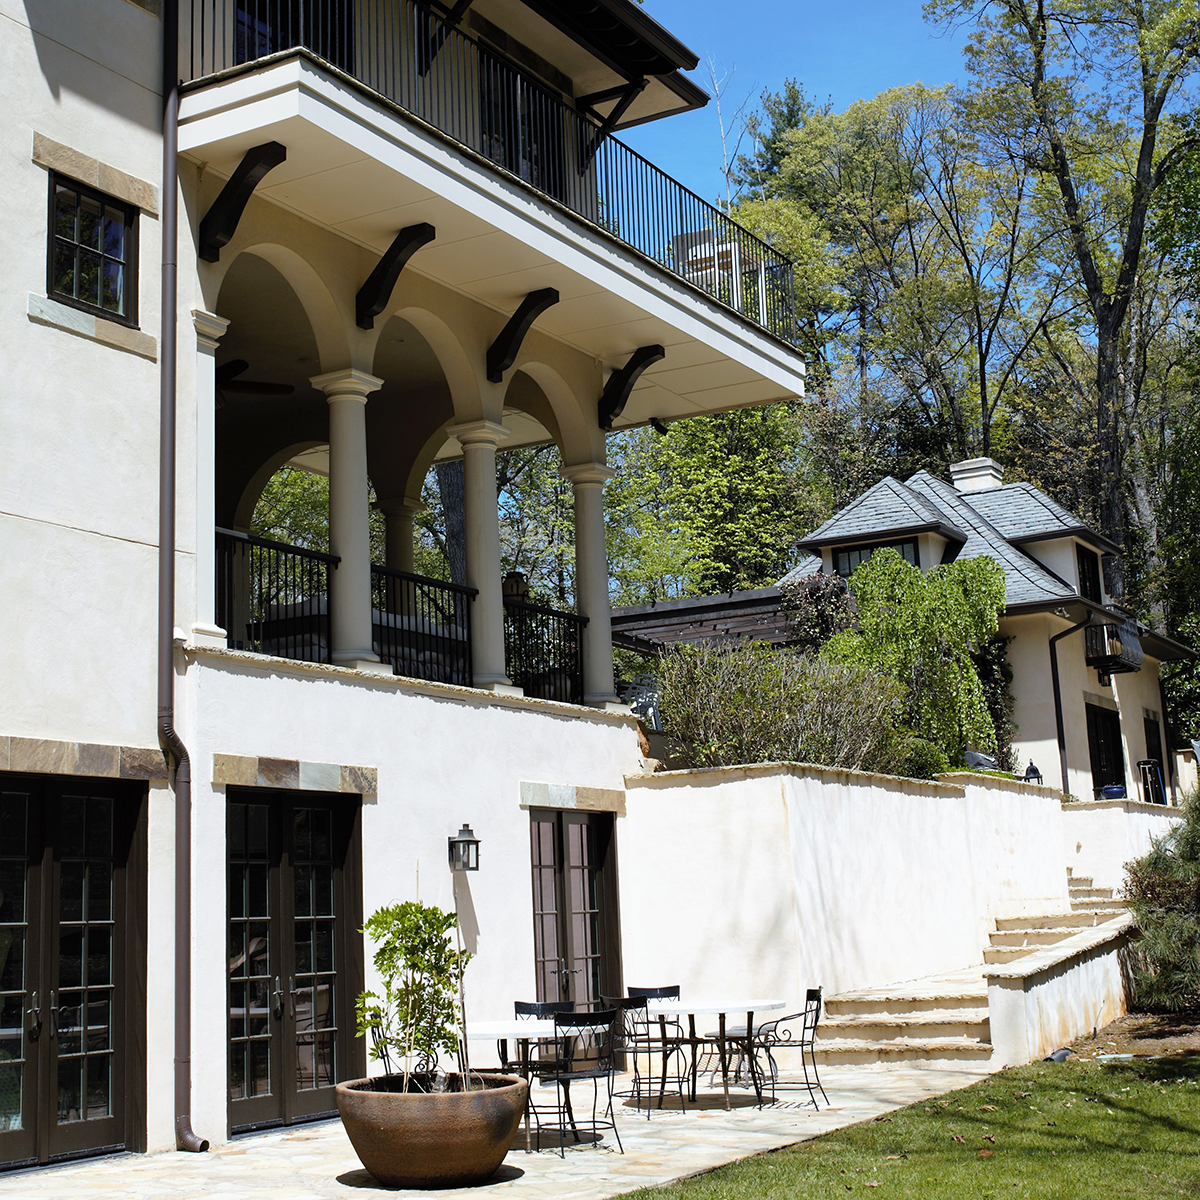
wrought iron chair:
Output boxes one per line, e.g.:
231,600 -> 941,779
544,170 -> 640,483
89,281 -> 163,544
625,986 -> 692,1111
533,1009 -> 624,1157
748,988 -> 829,1108
500,999 -> 573,1129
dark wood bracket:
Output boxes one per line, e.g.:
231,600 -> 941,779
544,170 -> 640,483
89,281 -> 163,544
486,288 -> 559,383
355,223 -> 436,329
598,345 -> 665,430
578,79 -> 647,173
197,141 -> 287,263
419,0 -> 474,76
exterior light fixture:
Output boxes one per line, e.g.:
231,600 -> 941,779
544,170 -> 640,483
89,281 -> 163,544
502,570 -> 530,603
448,824 -> 480,872
1024,760 -> 1043,786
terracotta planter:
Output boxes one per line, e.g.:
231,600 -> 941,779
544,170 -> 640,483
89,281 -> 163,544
336,1072 -> 529,1189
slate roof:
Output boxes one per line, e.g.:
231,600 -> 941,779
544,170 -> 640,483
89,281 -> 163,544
796,476 -> 967,550
966,482 -> 1119,554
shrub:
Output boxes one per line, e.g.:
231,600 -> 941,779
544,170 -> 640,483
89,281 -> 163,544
1123,793 -> 1200,1012
779,569 -> 856,652
903,738 -> 951,779
657,640 -> 908,774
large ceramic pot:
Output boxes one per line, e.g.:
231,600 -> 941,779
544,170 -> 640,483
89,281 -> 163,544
336,1072 -> 529,1189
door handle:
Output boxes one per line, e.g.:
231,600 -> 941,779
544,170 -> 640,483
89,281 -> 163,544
26,990 -> 41,1041
272,976 -> 284,1020
48,990 -> 59,1039
288,975 -> 297,1019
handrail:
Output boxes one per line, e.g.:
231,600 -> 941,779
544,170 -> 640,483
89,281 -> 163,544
503,595 -> 590,625
371,560 -> 477,599
216,525 -> 341,565
180,0 -> 798,343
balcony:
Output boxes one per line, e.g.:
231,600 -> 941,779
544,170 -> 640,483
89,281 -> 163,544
1084,612 -> 1145,679
215,529 -> 586,700
179,0 -> 796,344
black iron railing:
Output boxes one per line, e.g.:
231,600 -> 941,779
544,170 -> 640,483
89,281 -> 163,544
371,564 -> 475,686
216,528 -> 338,662
504,598 -> 587,704
180,0 -> 797,342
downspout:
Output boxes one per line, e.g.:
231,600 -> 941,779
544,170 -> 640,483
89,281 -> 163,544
1049,614 -> 1093,797
159,0 -> 209,1154
1157,674 -> 1179,805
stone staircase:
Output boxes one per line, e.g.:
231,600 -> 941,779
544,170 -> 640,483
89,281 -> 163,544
814,868 -> 1128,1068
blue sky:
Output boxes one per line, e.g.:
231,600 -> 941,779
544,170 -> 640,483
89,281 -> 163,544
623,0 -> 971,202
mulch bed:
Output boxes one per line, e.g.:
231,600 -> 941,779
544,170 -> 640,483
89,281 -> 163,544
1068,1007 -> 1200,1058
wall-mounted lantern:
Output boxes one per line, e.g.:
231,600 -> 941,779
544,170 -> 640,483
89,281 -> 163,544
1024,760 -> 1043,786
448,824 -> 480,872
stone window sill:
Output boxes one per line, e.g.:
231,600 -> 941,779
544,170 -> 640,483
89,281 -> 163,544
27,293 -> 157,361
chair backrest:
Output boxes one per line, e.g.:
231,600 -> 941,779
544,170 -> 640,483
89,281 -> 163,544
600,994 -> 648,1042
802,987 -> 823,1040
554,1009 -> 619,1071
515,1000 -> 574,1018
627,985 -> 680,999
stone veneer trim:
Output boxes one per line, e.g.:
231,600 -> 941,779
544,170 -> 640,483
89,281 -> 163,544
32,133 -> 160,214
519,781 -> 626,815
212,753 -> 378,796
0,736 -> 168,782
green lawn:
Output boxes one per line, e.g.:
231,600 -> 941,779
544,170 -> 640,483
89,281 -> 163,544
625,1055 -> 1200,1199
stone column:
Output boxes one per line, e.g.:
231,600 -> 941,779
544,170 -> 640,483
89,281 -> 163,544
191,309 -> 230,648
375,496 -> 426,574
310,368 -> 390,673
448,420 -> 516,692
561,462 -> 620,707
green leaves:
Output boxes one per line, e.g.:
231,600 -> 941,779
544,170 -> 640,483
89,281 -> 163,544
823,549 -> 1007,761
356,901 -> 469,1076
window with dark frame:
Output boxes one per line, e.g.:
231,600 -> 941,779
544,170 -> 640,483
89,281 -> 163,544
833,539 -> 920,578
48,174 -> 138,326
1076,544 -> 1102,603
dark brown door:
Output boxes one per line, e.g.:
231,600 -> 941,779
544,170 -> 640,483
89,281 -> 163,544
528,809 -> 621,1007
0,776 -> 141,1169
227,792 -> 363,1134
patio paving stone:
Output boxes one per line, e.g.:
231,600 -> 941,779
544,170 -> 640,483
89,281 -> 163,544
0,1063 -> 990,1200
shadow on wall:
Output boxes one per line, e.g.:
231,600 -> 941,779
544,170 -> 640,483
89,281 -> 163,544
22,0 -> 163,127
453,870 -> 480,957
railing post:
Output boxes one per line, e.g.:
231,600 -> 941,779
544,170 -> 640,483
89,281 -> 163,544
191,309 -> 230,647
449,420 -> 517,692
561,462 -> 620,707
311,368 -> 391,673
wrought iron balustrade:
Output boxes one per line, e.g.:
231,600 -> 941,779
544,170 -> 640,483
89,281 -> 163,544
180,0 -> 797,342
504,597 -> 587,704
371,564 -> 475,686
215,528 -> 338,662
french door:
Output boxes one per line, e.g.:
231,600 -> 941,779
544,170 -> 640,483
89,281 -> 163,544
528,809 -> 621,1008
226,791 -> 363,1134
0,775 -> 143,1170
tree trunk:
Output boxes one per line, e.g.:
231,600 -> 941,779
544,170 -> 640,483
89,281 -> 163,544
435,459 -> 467,586
1095,320 -> 1127,601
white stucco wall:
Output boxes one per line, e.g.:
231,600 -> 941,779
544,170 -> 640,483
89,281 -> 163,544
1060,800 -> 1182,893
620,765 -> 1071,1017
180,651 -> 643,1148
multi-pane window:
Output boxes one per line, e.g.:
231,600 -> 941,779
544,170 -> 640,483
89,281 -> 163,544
833,539 -> 919,578
1077,545 -> 1103,603
48,175 -> 137,325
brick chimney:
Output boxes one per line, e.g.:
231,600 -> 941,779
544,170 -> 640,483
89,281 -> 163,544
949,457 -> 1004,493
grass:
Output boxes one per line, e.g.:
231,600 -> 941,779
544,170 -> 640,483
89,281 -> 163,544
624,1055 -> 1200,1199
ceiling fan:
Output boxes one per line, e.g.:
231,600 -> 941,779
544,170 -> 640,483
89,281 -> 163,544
215,359 -> 296,407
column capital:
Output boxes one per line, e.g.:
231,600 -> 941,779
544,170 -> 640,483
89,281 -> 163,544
561,462 -> 616,487
373,495 -> 428,519
192,309 -> 229,351
310,368 -> 384,401
448,419 -> 511,448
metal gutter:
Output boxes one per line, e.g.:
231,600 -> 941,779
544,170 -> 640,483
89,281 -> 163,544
159,0 -> 209,1154
1049,614 -> 1093,795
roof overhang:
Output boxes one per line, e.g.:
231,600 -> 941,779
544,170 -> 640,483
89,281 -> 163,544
796,522 -> 967,554
1009,526 -> 1121,557
1002,598 -> 1197,662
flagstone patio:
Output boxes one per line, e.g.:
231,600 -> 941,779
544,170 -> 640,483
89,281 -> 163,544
0,1064 -> 991,1200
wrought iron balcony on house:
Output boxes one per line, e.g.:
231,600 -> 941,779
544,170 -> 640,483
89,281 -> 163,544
215,530 -> 586,699
180,0 -> 797,343
1084,611 -> 1145,678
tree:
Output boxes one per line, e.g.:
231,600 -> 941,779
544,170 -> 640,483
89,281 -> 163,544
926,0 -> 1200,593
824,548 -> 1008,760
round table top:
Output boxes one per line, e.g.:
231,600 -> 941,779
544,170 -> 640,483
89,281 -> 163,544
466,1018 -> 556,1041
643,999 -> 788,1017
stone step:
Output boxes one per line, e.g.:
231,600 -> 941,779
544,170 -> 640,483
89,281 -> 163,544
1071,897 -> 1126,912
994,911 -> 1112,931
988,928 -> 1077,948
820,1012 -> 990,1042
824,991 -> 986,1018
813,1038 -> 994,1065
1066,872 -> 1093,887
984,946 -> 1045,964
1069,886 -> 1114,902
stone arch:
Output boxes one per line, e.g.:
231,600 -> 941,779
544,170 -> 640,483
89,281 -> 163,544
385,305 -> 484,423
231,440 -> 327,531
510,359 -> 604,466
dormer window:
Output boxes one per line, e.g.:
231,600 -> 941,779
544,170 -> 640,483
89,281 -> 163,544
833,539 -> 919,578
1077,545 -> 1102,603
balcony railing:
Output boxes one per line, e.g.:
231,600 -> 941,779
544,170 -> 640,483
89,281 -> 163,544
216,527 -> 338,662
371,563 -> 475,686
1084,613 -> 1145,677
180,0 -> 797,342
504,597 -> 587,704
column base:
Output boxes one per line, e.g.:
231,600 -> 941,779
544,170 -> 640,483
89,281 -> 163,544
333,654 -> 394,676
190,622 -> 228,649
587,698 -> 631,713
477,681 -> 525,697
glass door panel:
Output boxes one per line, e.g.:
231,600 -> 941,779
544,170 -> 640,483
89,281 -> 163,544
529,817 -> 563,1002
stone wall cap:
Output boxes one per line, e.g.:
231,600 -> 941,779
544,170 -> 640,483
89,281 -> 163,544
624,761 -> 965,794
1061,798 -> 1185,816
986,914 -> 1132,981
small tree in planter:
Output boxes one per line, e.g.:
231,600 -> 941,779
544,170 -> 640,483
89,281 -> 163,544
340,900 -> 529,1189
355,900 -> 470,1092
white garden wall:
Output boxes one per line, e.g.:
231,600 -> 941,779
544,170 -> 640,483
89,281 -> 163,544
1061,799 -> 1183,893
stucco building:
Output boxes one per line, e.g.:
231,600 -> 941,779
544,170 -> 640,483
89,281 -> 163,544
1,0 -> 806,1165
